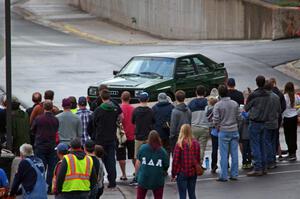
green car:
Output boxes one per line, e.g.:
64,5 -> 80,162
87,52 -> 228,103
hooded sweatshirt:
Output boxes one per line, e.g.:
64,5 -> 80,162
93,101 -> 119,145
170,103 -> 192,138
12,109 -> 30,153
152,102 -> 174,139
188,97 -> 209,128
56,151 -> 97,193
132,106 -> 155,141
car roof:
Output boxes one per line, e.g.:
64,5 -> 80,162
135,52 -> 199,58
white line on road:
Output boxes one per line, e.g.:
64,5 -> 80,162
165,165 -> 300,185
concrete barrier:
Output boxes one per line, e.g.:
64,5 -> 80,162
68,0 -> 300,40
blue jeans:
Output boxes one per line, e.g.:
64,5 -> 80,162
249,122 -> 267,171
218,131 -> 239,180
35,148 -> 58,190
176,173 -> 197,199
102,142 -> 117,187
265,129 -> 276,165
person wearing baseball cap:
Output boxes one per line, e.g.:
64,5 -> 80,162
56,98 -> 82,145
56,138 -> 97,197
76,96 -> 92,145
227,78 -> 244,106
130,92 -> 155,186
52,143 -> 69,195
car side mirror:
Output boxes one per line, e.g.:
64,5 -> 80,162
113,70 -> 119,75
176,72 -> 187,79
218,63 -> 224,67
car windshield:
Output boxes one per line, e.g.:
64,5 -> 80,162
118,57 -> 175,78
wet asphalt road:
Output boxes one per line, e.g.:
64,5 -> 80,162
1,3 -> 300,107
1,2 -> 300,199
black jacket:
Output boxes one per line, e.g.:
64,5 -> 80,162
57,151 -> 97,193
272,86 -> 286,114
245,88 -> 271,122
93,101 -> 119,145
132,106 -> 155,141
152,102 -> 174,139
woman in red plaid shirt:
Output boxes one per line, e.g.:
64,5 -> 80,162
171,124 -> 200,199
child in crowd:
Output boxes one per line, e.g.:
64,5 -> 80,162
206,96 -> 219,173
52,143 -> 69,197
84,140 -> 105,199
94,144 -> 105,199
240,89 -> 252,170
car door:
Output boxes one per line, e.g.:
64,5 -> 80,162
191,55 -> 216,91
174,57 -> 198,97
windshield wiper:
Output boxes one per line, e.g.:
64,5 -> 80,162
140,72 -> 163,79
117,73 -> 140,77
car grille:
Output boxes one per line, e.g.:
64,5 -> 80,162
109,89 -> 135,98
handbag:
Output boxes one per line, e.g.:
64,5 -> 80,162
191,142 -> 204,176
195,163 -> 204,176
116,122 -> 127,148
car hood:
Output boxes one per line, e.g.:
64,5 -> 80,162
92,76 -> 171,89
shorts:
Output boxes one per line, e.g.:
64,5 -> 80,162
134,140 -> 147,159
116,140 -> 135,161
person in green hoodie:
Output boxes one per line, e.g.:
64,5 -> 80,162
136,130 -> 169,199
11,97 -> 30,155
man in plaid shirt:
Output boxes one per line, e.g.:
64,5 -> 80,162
76,96 -> 92,144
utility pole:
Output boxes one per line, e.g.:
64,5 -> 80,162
5,0 -> 13,151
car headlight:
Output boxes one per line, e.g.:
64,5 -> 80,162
88,87 -> 98,96
134,90 -> 144,97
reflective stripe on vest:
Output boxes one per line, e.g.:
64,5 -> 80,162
62,154 -> 93,192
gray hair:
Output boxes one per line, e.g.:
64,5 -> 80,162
19,143 -> 34,157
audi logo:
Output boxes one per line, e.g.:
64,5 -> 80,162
110,91 -> 119,96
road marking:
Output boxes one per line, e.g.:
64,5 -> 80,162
165,166 -> 300,185
12,39 -> 74,47
277,162 -> 300,166
33,40 -> 67,46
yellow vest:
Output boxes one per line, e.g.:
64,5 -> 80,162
62,154 -> 93,192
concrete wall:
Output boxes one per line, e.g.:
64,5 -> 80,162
243,1 -> 273,39
68,0 -> 300,40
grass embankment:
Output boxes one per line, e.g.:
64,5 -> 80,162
276,0 -> 300,7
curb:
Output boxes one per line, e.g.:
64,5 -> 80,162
61,24 -> 122,45
61,24 -> 158,45
274,59 -> 300,83
12,3 -> 158,45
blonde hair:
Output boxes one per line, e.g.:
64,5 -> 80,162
177,124 -> 193,149
208,96 -> 218,106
